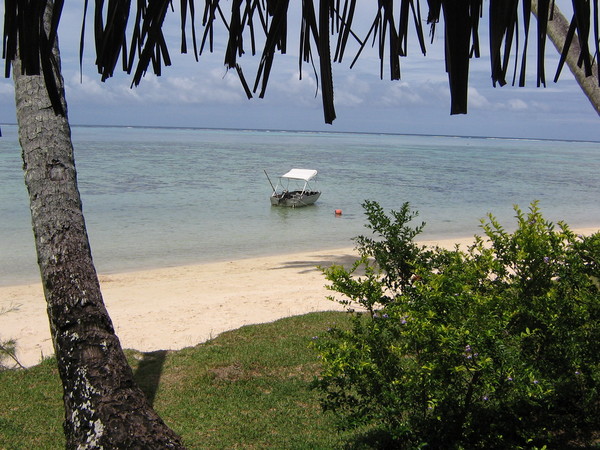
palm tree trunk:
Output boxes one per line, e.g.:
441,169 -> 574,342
532,0 -> 600,116
12,2 -> 184,448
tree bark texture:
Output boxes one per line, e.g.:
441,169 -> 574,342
11,3 -> 184,449
532,0 -> 600,116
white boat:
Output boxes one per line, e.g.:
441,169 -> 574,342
266,168 -> 321,207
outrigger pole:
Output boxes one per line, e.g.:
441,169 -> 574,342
264,170 -> 276,192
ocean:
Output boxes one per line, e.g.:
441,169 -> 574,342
1,124 -> 599,286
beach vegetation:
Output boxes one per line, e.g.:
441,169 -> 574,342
313,201 -> 600,448
0,339 -> 22,371
0,312 -> 371,449
3,1 -> 599,447
0,306 -> 24,371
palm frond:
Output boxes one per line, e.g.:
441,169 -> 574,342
3,0 -> 65,115
3,0 -> 599,123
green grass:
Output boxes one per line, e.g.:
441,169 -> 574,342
0,311 -> 371,449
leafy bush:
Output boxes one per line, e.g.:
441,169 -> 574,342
312,201 -> 600,448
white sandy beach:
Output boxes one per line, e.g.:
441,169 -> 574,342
1,230 -> 597,368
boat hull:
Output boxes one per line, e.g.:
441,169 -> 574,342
270,192 -> 321,207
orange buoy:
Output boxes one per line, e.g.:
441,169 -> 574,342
335,209 -> 343,215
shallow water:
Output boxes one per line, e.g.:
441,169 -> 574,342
1,124 -> 599,285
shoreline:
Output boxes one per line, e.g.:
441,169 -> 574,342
2,229 -> 598,368
6,220 -> 600,288
1,247 -> 361,367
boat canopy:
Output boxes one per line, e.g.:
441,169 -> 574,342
280,168 -> 318,181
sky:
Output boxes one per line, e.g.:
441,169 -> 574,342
1,2 -> 599,141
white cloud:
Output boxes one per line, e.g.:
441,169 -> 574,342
269,70 -> 319,104
381,81 -> 424,106
5,1 -> 594,140
65,73 -> 138,105
163,70 -> 246,104
507,98 -> 529,110
333,74 -> 370,107
65,67 -> 250,107
529,100 -> 552,113
467,87 -> 492,109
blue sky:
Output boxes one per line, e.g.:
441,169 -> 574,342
1,2 -> 599,141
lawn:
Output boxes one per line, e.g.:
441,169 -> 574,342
0,311 -> 376,449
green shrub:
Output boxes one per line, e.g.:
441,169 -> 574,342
312,201 -> 600,448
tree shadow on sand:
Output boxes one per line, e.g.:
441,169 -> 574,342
132,350 -> 168,407
272,253 -> 363,275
